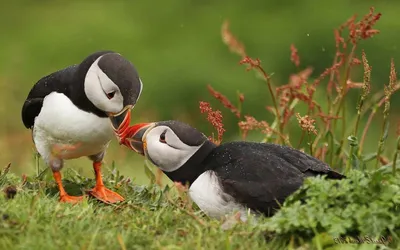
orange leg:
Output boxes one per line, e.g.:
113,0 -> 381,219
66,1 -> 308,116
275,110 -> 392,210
88,162 -> 125,203
156,168 -> 163,187
53,171 -> 84,204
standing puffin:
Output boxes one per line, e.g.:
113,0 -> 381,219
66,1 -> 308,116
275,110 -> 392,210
118,120 -> 345,220
21,51 -> 143,204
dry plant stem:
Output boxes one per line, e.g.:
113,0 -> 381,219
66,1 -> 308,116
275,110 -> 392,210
297,131 -> 306,148
393,153 -> 398,175
117,234 -> 127,250
312,132 -> 322,154
327,126 -> 335,167
239,58 -> 282,143
237,91 -> 243,137
375,59 -> 396,169
354,85 -> 398,155
334,45 -> 357,166
341,101 -> 347,165
327,53 -> 339,109
308,133 -> 314,156
392,137 -> 400,176
261,122 -> 292,146
263,75 -> 282,144
274,129 -> 292,146
319,43 -> 342,163
353,104 -> 362,136
279,98 -> 299,146
375,116 -> 389,169
248,64 -> 281,142
359,99 -> 384,155
317,106 -> 335,163
346,51 -> 371,171
320,144 -> 328,162
259,127 -> 291,145
345,101 -> 361,172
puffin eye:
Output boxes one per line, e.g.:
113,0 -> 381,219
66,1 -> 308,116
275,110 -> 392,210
106,91 -> 116,99
159,131 -> 166,143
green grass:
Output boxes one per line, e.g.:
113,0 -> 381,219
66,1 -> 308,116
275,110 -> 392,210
0,165 -> 276,250
1,163 -> 399,250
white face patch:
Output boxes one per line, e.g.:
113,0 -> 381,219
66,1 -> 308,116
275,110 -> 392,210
144,126 -> 202,172
138,78 -> 144,102
84,56 -> 124,113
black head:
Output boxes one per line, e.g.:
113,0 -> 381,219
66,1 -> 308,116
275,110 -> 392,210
97,53 -> 142,108
155,120 -> 208,146
78,51 -> 143,132
120,120 -> 215,172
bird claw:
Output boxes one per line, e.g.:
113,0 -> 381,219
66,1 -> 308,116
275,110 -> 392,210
88,186 -> 125,204
59,194 -> 84,204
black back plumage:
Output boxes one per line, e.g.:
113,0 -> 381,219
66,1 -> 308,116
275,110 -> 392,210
21,51 -> 114,129
168,140 -> 344,216
203,142 -> 344,216
21,65 -> 76,129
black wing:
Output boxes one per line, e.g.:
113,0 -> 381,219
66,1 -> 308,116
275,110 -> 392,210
205,142 -> 344,216
21,65 -> 77,129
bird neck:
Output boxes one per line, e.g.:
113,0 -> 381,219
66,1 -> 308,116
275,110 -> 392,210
162,140 -> 217,187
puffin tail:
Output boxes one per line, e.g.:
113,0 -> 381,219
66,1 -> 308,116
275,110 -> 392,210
327,170 -> 346,180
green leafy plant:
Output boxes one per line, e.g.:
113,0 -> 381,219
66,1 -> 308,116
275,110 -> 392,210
264,170 -> 399,248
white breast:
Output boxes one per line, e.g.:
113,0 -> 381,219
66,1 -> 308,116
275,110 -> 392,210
33,92 -> 114,163
189,170 -> 249,221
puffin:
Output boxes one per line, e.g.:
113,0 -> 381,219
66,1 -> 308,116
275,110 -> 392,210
21,51 -> 143,204
117,120 -> 345,220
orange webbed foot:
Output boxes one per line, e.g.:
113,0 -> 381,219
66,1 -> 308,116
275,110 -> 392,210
90,161 -> 125,204
53,171 -> 85,205
88,186 -> 125,204
59,194 -> 84,204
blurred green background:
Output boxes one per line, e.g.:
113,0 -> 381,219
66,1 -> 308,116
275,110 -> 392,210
1,0 -> 399,184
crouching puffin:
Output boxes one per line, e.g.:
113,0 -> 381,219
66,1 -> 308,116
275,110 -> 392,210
21,51 -> 143,204
117,120 -> 345,220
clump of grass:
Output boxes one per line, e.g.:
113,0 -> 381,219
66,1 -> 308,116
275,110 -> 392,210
0,163 -> 286,250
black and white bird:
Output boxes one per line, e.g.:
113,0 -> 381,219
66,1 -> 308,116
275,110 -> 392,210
118,120 -> 345,220
21,51 -> 143,204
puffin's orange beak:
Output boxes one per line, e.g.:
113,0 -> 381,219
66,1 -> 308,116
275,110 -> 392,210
118,123 -> 154,155
109,106 -> 132,141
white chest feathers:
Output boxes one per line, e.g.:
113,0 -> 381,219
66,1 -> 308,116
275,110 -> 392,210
33,92 -> 114,161
189,170 -> 248,221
